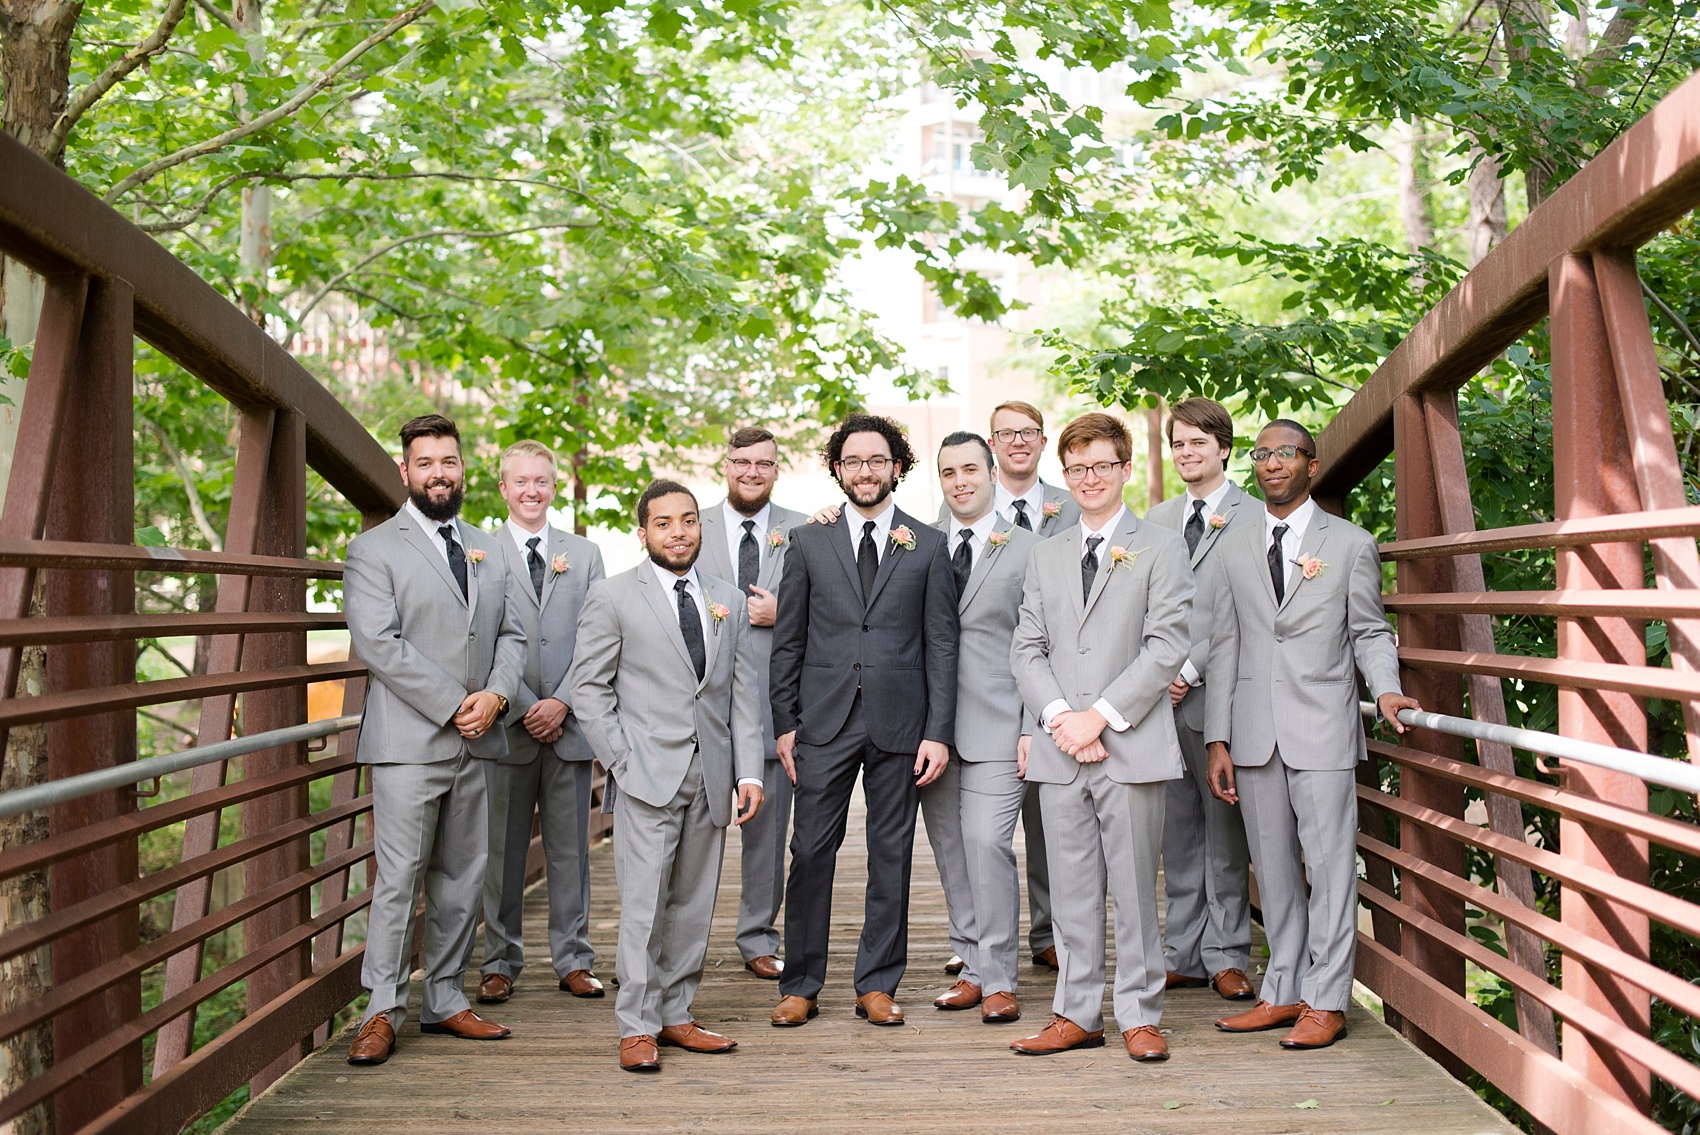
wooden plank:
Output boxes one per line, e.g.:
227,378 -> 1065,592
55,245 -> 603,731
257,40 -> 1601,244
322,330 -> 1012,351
223,787 -> 1516,1134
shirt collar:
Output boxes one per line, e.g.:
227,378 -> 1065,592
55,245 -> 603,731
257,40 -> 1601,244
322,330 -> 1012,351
405,498 -> 458,537
723,498 -> 771,534
994,479 -> 1044,519
506,516 -> 548,554
649,558 -> 702,594
1265,496 -> 1317,547
948,508 -> 998,547
847,498 -> 896,541
1080,504 -> 1128,553
1185,480 -> 1233,518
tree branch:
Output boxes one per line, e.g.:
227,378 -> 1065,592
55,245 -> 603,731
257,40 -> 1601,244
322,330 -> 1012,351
102,0 -> 437,204
193,0 -> 238,30
49,0 -> 191,165
138,415 -> 224,551
1643,277 -> 1700,362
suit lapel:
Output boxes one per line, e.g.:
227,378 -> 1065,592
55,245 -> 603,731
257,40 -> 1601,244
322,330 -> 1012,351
1037,484 -> 1060,536
637,567 -> 696,673
698,506 -> 733,582
457,520 -> 482,622
400,512 -> 468,608
1081,511 -> 1140,622
828,518 -> 867,606
958,523 -> 1008,612
1189,483 -> 1245,569
1280,507 -> 1332,612
699,578 -> 727,690
865,510 -> 914,610
758,509 -> 798,592
541,526 -> 570,606
500,528 -> 543,611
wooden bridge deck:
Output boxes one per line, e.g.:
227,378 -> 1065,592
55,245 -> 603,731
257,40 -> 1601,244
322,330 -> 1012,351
224,787 -> 1515,1134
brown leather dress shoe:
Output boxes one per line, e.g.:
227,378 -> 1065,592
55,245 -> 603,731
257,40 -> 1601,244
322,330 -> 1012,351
945,954 -> 965,975
477,973 -> 513,1004
1165,970 -> 1209,989
744,955 -> 783,979
347,1016 -> 395,1065
1280,1006 -> 1349,1049
981,991 -> 1020,1023
1122,1025 -> 1170,1062
770,995 -> 818,1027
1215,999 -> 1305,1033
1031,946 -> 1059,971
855,991 -> 905,1026
420,1010 -> 511,1040
934,980 -> 982,1010
658,1021 -> 738,1053
620,1034 -> 660,1072
1010,1015 -> 1104,1055
560,969 -> 605,998
1211,968 -> 1255,1001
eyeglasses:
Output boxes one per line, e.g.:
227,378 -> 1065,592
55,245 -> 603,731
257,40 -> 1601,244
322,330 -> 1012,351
1062,460 -> 1126,482
1249,444 -> 1314,464
991,427 -> 1043,444
838,456 -> 893,473
727,458 -> 778,473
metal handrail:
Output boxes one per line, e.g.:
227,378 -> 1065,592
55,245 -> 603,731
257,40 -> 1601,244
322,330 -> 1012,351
1360,701 -> 1700,795
0,715 -> 361,821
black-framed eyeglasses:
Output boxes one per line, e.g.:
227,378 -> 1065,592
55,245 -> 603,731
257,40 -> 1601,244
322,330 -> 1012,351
727,458 -> 778,473
1249,444 -> 1314,464
1062,460 -> 1126,482
991,427 -> 1043,444
838,456 -> 893,473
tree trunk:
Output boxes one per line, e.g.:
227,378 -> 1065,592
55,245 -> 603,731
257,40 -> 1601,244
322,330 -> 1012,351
1465,151 -> 1508,269
1396,119 -> 1435,255
234,0 -> 271,326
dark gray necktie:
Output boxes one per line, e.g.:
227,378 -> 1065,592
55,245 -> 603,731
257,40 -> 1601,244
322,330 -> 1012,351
675,578 -> 706,681
858,520 -> 879,602
1269,523 -> 1289,604
438,525 -> 468,599
1011,499 -> 1033,531
952,529 -> 973,594
1185,499 -> 1206,556
738,519 -> 759,594
1082,534 -> 1102,603
526,535 -> 545,597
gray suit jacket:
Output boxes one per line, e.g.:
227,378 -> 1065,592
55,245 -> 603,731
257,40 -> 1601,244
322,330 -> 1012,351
1203,505 -> 1403,770
570,565 -> 763,827
495,525 -> 606,765
936,519 -> 1039,762
1011,511 -> 1193,785
936,478 -> 1080,537
697,500 -> 806,759
345,509 -> 527,765
1145,482 -> 1251,733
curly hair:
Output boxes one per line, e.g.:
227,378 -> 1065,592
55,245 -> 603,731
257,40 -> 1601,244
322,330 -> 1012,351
820,413 -> 916,483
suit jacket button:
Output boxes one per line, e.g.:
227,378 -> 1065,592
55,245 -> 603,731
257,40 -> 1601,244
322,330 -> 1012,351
1277,635 -> 1285,643
862,624 -> 869,632
853,662 -> 861,670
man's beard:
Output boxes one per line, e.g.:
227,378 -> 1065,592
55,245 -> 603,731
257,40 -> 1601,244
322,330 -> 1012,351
648,541 -> 701,573
410,479 -> 465,523
839,474 -> 893,510
727,480 -> 774,516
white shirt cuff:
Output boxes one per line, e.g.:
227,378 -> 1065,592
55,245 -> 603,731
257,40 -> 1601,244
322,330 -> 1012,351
1092,698 -> 1131,732
737,777 -> 764,787
1180,660 -> 1202,686
1040,699 -> 1070,732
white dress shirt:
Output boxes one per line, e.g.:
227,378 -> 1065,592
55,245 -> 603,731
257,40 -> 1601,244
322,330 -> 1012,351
845,499 -> 897,563
994,480 -> 1046,529
1041,505 -> 1133,735
946,508 -> 998,572
507,516 -> 549,564
722,500 -> 771,579
407,498 -> 461,567
648,559 -> 761,788
1178,480 -> 1234,687
1264,496 -> 1319,595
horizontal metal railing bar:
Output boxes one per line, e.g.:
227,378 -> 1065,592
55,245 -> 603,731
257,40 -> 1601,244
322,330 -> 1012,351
1377,506 -> 1700,561
1370,741 -> 1700,859
0,715 -> 360,821
1358,785 -> 1700,934
0,660 -> 364,730
1360,701 -> 1700,795
1398,646 -> 1700,705
1359,881 -> 1700,1098
1384,589 -> 1700,618
0,538 -> 347,578
1359,833 -> 1700,1019
0,610 -> 347,647
0,838 -> 372,1043
0,795 -> 368,966
0,752 -> 357,881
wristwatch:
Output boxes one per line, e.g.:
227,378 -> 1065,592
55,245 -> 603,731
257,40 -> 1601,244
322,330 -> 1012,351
494,693 -> 510,718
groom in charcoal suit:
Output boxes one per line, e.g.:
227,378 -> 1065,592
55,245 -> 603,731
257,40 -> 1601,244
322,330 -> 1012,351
769,413 -> 959,1028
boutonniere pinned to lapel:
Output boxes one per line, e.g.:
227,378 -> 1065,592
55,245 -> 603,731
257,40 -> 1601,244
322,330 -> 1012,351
890,524 -> 917,551
988,530 -> 1010,547
768,528 -> 786,548
467,548 -> 487,565
1209,513 -> 1228,530
551,554 -> 570,575
1293,554 -> 1327,580
709,601 -> 731,634
1107,545 -> 1145,572
1042,501 -> 1061,519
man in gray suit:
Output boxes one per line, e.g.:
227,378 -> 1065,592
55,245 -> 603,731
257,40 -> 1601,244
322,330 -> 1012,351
570,480 -> 765,1072
1010,412 -> 1192,1062
769,413 -> 959,1029
695,426 -> 806,980
932,431 -> 1040,1023
1205,420 -> 1419,1050
344,414 -> 528,1066
476,440 -> 608,1006
1145,398 -> 1256,1003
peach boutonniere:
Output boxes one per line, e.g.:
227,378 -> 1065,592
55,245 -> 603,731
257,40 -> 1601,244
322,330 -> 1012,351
988,530 -> 1010,547
1209,513 -> 1228,530
1107,545 -> 1145,572
1293,554 -> 1327,580
709,601 -> 731,634
467,548 -> 487,564
551,554 -> 570,575
768,528 -> 785,548
890,524 -> 917,551
1042,500 -> 1061,519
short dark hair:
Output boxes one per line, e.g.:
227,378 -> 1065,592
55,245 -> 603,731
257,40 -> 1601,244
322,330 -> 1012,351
1056,411 -> 1132,465
399,413 -> 460,458
728,425 -> 777,451
938,430 -> 994,468
1166,397 -> 1234,454
1262,418 -> 1317,455
820,413 -> 916,483
637,479 -> 698,527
